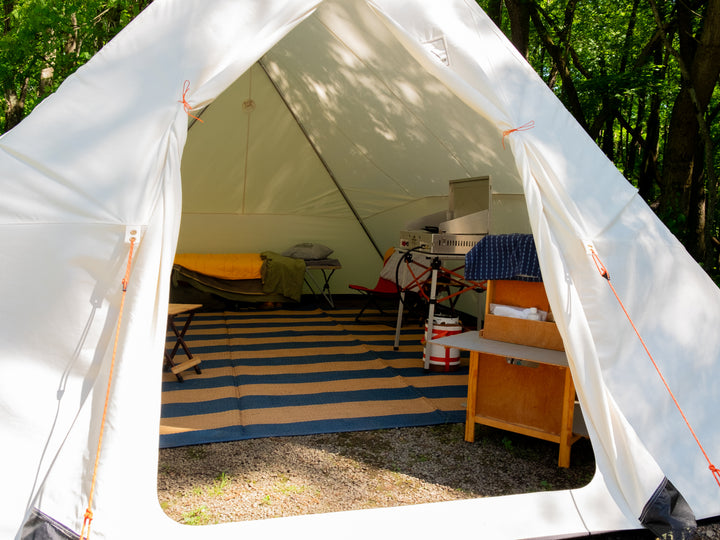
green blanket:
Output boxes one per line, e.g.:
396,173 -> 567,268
260,251 -> 306,302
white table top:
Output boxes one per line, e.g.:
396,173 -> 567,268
304,258 -> 341,269
168,303 -> 203,316
396,247 -> 467,260
432,331 -> 567,367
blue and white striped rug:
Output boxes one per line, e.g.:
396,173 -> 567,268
160,307 -> 468,448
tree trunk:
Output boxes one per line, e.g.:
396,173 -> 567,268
528,2 -> 588,131
687,145 -> 707,259
485,0 -> 503,28
66,12 -> 79,55
505,0 -> 530,58
656,0 -> 720,259
693,0 -> 720,270
39,67 -> 54,98
637,45 -> 664,202
3,80 -> 27,132
3,0 -> 12,33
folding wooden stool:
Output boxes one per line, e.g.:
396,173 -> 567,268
165,303 -> 203,382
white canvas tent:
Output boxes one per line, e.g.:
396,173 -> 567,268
1,0 -> 719,538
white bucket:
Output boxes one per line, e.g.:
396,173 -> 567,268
423,316 -> 463,372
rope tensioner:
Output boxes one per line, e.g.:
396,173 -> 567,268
179,80 -> 204,123
80,235 -> 137,540
501,120 -> 535,149
587,243 -> 719,488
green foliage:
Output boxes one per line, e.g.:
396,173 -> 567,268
0,0 -> 151,132
180,504 -> 212,526
501,436 -> 514,454
205,475 -> 229,497
476,0 -> 720,281
538,479 -> 554,491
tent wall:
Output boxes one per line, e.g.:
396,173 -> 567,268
1,0 -> 718,538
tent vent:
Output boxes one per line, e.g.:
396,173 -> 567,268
423,36 -> 449,66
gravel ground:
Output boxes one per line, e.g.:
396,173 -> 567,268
156,422 -> 720,538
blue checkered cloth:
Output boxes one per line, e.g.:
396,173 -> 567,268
465,234 -> 542,282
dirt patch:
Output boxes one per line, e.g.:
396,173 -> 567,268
157,423 -> 720,538
158,423 -> 596,524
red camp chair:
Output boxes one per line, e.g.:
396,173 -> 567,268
348,248 -> 403,321
349,248 -> 456,322
348,275 -> 402,321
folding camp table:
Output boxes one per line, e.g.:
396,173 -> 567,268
304,258 -> 342,308
165,303 -> 203,382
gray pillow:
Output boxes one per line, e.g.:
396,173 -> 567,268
282,243 -> 334,260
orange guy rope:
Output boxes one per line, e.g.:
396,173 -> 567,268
79,236 -> 137,540
502,120 -> 535,149
589,246 -> 720,488
179,80 -> 204,123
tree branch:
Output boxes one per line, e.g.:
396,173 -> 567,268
527,2 -> 588,131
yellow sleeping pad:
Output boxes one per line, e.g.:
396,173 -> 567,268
173,253 -> 263,280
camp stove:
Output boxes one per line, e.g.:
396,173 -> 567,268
399,177 -> 490,255
399,230 -> 485,255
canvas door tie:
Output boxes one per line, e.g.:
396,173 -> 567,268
502,120 -> 535,149
589,246 -> 720,489
79,236 -> 137,540
179,80 -> 204,123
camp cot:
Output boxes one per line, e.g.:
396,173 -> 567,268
1,0 -> 719,538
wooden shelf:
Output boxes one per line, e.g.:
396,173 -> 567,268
433,271 -> 586,469
435,331 -> 580,467
482,280 -> 564,350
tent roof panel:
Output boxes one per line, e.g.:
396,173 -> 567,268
263,2 -> 522,210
